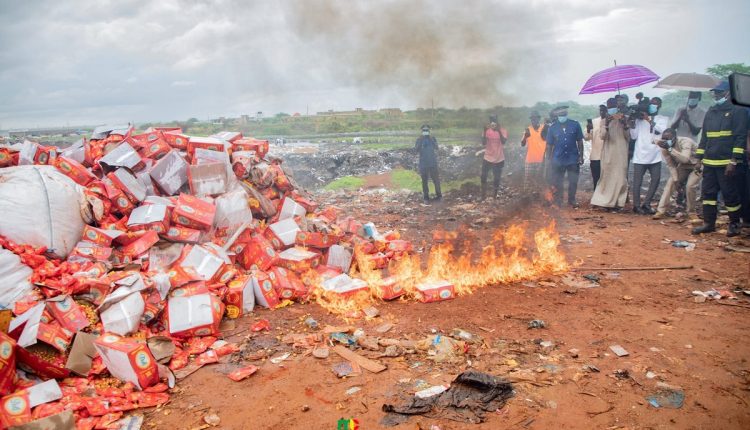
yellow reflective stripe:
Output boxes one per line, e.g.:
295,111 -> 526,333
703,200 -> 718,205
706,130 -> 733,138
726,205 -> 742,212
702,159 -> 731,166
733,147 -> 745,154
695,148 -> 705,154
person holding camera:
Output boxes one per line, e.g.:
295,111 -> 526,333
591,98 -> 630,210
692,81 -> 749,237
545,106 -> 584,207
653,128 -> 700,220
671,91 -> 706,141
415,124 -> 442,204
629,97 -> 666,214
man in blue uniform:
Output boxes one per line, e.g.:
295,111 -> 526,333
415,124 -> 442,204
692,81 -> 749,237
545,106 -> 584,207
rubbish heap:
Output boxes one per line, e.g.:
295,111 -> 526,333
0,126 -> 421,428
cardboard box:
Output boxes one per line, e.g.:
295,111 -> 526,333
232,138 -> 269,158
99,292 -> 145,336
65,331 -> 98,376
104,180 -> 136,215
98,142 -> 143,172
0,332 -> 17,396
161,225 -> 202,243
295,231 -> 340,249
162,131 -> 188,150
172,194 -> 216,231
277,248 -> 321,273
268,267 -> 307,300
188,163 -> 227,196
150,150 -> 189,196
68,241 -> 113,263
0,391 -> 31,427
166,293 -> 224,338
224,275 -> 255,319
385,240 -> 412,253
54,156 -> 96,186
415,280 -> 455,303
377,276 -> 404,300
93,333 -> 159,390
139,136 -> 171,159
210,131 -> 243,143
46,296 -> 90,333
193,147 -> 231,165
251,271 -> 280,308
321,274 -> 369,298
127,204 -> 171,234
326,244 -> 352,272
120,230 -> 159,258
279,197 -> 306,220
81,225 -> 122,247
36,322 -> 72,353
265,218 -> 300,249
108,168 -> 147,203
238,235 -> 278,271
179,245 -> 225,282
187,137 -> 227,158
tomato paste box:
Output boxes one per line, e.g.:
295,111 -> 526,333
321,274 -> 369,298
0,332 -> 17,396
187,136 -> 227,159
295,231 -> 340,249
172,193 -> 216,231
377,276 -> 405,301
120,230 -> 159,258
0,391 -> 31,427
149,150 -> 189,196
166,293 -> 224,338
108,168 -> 147,203
279,197 -> 306,220
224,275 -> 255,318
36,321 -> 73,353
211,131 -> 243,143
251,270 -> 280,308
127,204 -> 171,234
415,280 -> 455,303
93,333 -> 159,390
265,218 -> 301,250
46,295 -> 90,333
98,141 -> 144,172
277,248 -> 321,273
68,241 -> 113,263
179,244 -> 227,282
161,225 -> 202,243
326,244 -> 352,272
82,225 -> 122,247
54,156 -> 97,186
188,162 -> 227,196
238,235 -> 278,271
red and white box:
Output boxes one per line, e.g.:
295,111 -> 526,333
68,241 -> 113,262
46,295 -> 90,333
269,267 -> 307,300
120,230 -> 159,257
179,245 -> 226,282
172,193 -> 216,231
325,244 -> 352,272
0,391 -> 31,427
108,168 -> 147,203
187,136 -> 227,159
211,131 -> 243,143
162,225 -> 202,243
265,218 -> 300,250
415,280 -> 455,303
166,293 -> 224,338
238,235 -> 279,271
0,332 -> 17,396
162,130 -> 189,150
279,197 -> 306,220
377,276 -> 404,300
224,275 -> 255,318
385,240 -> 412,253
277,248 -> 321,273
295,231 -> 340,249
54,156 -> 96,186
321,274 -> 369,298
232,138 -> 268,158
99,291 -> 145,336
82,225 -> 122,247
149,150 -> 189,195
188,162 -> 228,196
127,204 -> 171,234
36,321 -> 72,353
98,142 -> 144,172
251,270 -> 280,308
93,333 -> 159,390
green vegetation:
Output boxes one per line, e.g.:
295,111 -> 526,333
391,168 -> 479,193
706,63 -> 750,79
322,176 -> 366,191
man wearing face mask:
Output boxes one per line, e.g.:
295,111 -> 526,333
415,124 -> 442,204
591,98 -> 630,210
545,106 -> 584,207
478,115 -> 508,201
653,128 -> 700,220
585,105 -> 607,190
629,97 -> 666,214
521,111 -> 547,194
671,91 -> 706,141
692,81 -> 749,237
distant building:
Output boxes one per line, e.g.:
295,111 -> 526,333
316,107 -> 376,117
379,108 -> 403,117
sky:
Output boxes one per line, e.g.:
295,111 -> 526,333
1,0 -> 749,129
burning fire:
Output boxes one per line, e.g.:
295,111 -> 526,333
311,221 -> 568,317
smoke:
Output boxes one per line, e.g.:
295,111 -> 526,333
282,0 -> 543,108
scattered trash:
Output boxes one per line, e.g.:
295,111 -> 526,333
313,347 -> 330,359
304,317 -> 319,329
415,385 -> 448,399
609,345 -> 629,357
203,412 -> 221,427
345,386 -> 362,395
301,405 -> 311,412
251,319 -> 271,332
375,323 -> 394,334
583,273 -> 600,282
332,362 -> 359,378
583,364 -> 600,373
382,371 -> 514,424
228,365 -> 259,381
539,340 -> 554,350
270,352 -> 291,364
363,306 -> 380,318
646,383 -> 685,409
568,348 -> 579,358
451,328 -> 481,343
528,319 -> 546,329
646,371 -> 657,379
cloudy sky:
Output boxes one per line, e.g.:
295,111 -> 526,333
1,0 -> 748,129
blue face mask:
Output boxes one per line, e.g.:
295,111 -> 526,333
607,108 -> 618,115
648,104 -> 658,114
422,131 -> 430,136
715,96 -> 727,105
666,139 -> 673,148
557,116 -> 568,123
687,98 -> 699,107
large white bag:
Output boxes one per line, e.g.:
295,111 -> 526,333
0,165 -> 87,258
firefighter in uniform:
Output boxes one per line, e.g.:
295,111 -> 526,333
692,81 -> 749,237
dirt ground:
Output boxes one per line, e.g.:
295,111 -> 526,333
147,188 -> 750,430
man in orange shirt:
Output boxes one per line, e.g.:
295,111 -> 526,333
479,115 -> 508,201
521,111 -> 547,194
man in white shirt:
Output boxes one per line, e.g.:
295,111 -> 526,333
629,97 -> 665,214
585,105 -> 607,190
653,128 -> 700,219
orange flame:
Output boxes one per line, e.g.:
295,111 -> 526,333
310,221 -> 568,317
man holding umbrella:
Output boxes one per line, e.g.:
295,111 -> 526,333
692,81 -> 749,237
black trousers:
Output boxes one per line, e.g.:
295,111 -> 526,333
735,162 -> 750,223
633,162 -> 661,209
481,160 -> 504,198
420,166 -> 442,200
702,165 -> 741,225
590,160 -> 601,190
551,163 -> 580,205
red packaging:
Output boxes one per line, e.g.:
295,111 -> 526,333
46,296 -> 90,332
54,156 -> 96,186
167,266 -> 203,289
238,235 -> 278,271
186,137 -> 226,159
415,280 -> 455,303
106,183 -> 135,215
165,293 -> 224,338
277,248 -> 321,273
0,332 -> 17,396
295,231 -> 341,249
232,138 -> 268,158
139,137 -> 171,160
161,225 -> 202,243
0,391 -> 31,428
69,242 -> 113,263
269,267 -> 307,300
162,131 -> 188,150
289,192 -> 319,213
120,230 -> 159,257
195,350 -> 218,365
224,276 -> 254,319
127,204 -> 171,234
367,252 -> 389,269
36,321 -> 73,353
15,347 -> 70,379
0,148 -> 13,168
385,240 -> 413,253
252,271 -> 280,308
81,226 -> 120,247
185,336 -> 216,355
377,276 -> 405,300
107,169 -> 146,204
172,193 -> 216,231
93,333 -> 159,390
227,365 -> 258,381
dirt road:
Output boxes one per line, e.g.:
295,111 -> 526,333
149,191 -> 750,430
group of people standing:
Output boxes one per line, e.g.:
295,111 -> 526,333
415,80 -> 749,237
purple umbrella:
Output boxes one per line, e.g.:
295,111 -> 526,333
579,64 -> 659,94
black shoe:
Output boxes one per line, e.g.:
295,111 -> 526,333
423,198 -> 431,205
692,224 -> 716,235
633,207 -> 645,215
568,201 -> 580,209
641,205 -> 656,215
434,196 -> 442,202
727,222 -> 741,237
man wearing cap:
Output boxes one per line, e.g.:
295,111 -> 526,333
415,124 -> 442,204
692,81 -> 749,236
521,111 -> 547,194
671,91 -> 706,141
545,106 -> 584,207
478,115 -> 508,200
